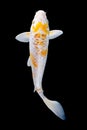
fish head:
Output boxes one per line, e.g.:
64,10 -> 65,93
31,10 -> 49,34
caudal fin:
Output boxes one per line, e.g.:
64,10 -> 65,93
37,91 -> 66,120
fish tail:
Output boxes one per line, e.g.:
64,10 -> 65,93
36,89 -> 66,120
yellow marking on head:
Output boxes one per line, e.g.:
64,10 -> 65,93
26,32 -> 30,36
32,22 -> 49,34
41,24 -> 48,34
40,49 -> 48,57
30,53 -> 38,68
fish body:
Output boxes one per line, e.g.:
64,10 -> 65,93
29,11 -> 49,92
15,10 -> 66,120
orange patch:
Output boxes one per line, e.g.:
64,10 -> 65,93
40,49 -> 48,57
30,53 -> 38,68
34,39 -> 39,45
38,41 -> 44,46
34,33 -> 47,40
34,33 -> 40,38
41,34 -> 46,39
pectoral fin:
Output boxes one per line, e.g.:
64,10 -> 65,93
15,32 -> 30,42
49,30 -> 63,40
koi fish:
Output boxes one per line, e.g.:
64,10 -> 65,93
15,10 -> 66,120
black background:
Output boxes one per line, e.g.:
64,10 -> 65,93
2,0 -> 83,129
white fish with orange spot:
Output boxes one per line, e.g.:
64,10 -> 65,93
15,10 -> 66,120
